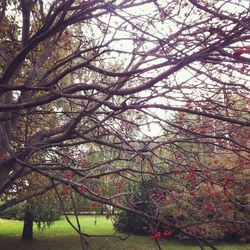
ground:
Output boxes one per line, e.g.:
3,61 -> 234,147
0,216 -> 249,250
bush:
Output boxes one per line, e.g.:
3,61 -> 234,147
114,210 -> 151,235
31,196 -> 62,229
0,195 -> 62,230
114,179 -> 159,235
113,178 -> 250,242
0,202 -> 26,220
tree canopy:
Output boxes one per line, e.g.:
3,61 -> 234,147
0,0 -> 249,249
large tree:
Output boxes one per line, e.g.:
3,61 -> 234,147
0,0 -> 249,249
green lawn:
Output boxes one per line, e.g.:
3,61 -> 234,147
0,216 -> 249,250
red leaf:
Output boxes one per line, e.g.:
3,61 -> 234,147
150,232 -> 161,239
162,230 -> 173,237
186,171 -> 198,181
116,182 -> 124,190
245,187 -> 250,194
0,152 -> 9,160
240,64 -> 248,73
233,48 -> 245,56
80,187 -> 88,193
203,201 -> 213,211
64,170 -> 73,180
59,125 -> 65,132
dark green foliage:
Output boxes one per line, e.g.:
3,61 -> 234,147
0,196 -> 62,230
63,193 -> 92,214
114,178 -> 250,242
114,179 -> 158,235
114,210 -> 150,235
0,202 -> 26,220
31,196 -> 62,230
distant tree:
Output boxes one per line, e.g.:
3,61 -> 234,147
0,1 -> 249,249
21,183 -> 62,240
0,175 -> 61,240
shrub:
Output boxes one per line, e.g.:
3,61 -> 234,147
0,202 -> 26,220
114,178 -> 250,242
0,195 -> 62,230
31,196 -> 62,229
114,179 -> 159,235
114,210 -> 151,235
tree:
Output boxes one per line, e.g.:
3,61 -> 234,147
21,192 -> 61,240
0,188 -> 61,240
0,0 -> 249,249
114,106 -> 250,241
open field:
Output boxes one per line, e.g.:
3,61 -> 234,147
0,216 -> 249,250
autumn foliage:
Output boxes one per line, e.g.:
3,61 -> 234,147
0,0 -> 249,249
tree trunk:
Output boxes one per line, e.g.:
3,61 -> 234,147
22,209 -> 34,240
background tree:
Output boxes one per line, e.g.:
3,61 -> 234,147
0,0 -> 250,249
0,175 -> 62,240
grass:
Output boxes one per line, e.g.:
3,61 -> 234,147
0,216 -> 250,250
